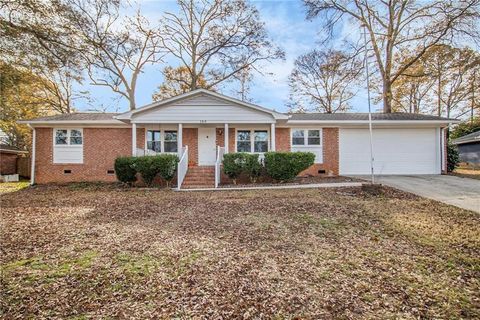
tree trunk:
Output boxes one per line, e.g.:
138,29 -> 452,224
383,79 -> 392,113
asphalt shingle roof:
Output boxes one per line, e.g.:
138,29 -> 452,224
25,112 -> 455,122
28,113 -> 119,121
452,130 -> 480,145
288,112 -> 454,121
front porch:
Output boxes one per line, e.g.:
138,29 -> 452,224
131,123 -> 280,189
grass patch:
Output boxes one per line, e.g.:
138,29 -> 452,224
0,180 -> 30,194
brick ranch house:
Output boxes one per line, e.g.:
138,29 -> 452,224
20,89 -> 456,188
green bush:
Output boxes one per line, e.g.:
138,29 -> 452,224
114,157 -> 137,185
264,152 -> 315,182
244,153 -> 262,183
447,143 -> 459,172
223,153 -> 248,184
134,156 -> 158,187
156,154 -> 179,186
134,155 -> 179,187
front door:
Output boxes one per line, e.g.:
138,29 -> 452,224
198,127 -> 217,165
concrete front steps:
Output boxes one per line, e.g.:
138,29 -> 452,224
181,166 -> 215,189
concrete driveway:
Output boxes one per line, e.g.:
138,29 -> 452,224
352,175 -> 480,213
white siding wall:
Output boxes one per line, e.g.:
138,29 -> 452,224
53,146 -> 83,163
132,95 -> 275,123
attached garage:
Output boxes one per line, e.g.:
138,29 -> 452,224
339,128 -> 442,175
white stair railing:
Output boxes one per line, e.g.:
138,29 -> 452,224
176,146 -> 189,190
214,146 -> 225,188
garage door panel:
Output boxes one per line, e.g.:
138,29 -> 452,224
339,128 -> 439,175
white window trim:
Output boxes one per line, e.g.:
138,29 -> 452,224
53,128 -> 83,146
235,129 -> 270,153
145,129 -> 178,154
52,128 -> 84,164
291,128 -> 323,148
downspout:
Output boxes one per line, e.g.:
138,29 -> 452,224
30,125 -> 36,185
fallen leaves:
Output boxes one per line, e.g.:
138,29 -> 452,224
1,184 -> 479,318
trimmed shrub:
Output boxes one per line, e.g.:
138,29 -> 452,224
264,152 -> 315,182
157,154 -> 179,187
447,143 -> 459,172
244,153 -> 262,183
135,154 -> 179,187
135,156 -> 158,187
223,153 -> 248,184
114,157 -> 137,185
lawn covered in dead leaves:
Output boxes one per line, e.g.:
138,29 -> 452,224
1,183 -> 479,319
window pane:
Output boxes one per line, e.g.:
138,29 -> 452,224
164,141 -> 177,153
70,136 -> 83,145
292,130 -> 304,145
55,130 -> 68,145
164,131 -> 177,141
254,141 -> 268,152
254,131 -> 268,141
70,130 -> 82,145
237,130 -> 250,142
308,130 -> 320,145
147,141 -> 161,152
71,129 -> 82,137
237,141 -> 251,152
147,130 -> 161,141
308,130 -> 320,138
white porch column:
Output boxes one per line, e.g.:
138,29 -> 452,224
270,123 -> 276,151
131,123 -> 137,156
224,123 -> 229,153
178,123 -> 183,156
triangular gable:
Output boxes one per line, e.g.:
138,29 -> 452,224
116,89 -> 287,123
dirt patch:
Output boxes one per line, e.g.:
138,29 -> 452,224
1,184 -> 479,318
220,175 -> 361,188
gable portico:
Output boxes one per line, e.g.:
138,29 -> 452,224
117,89 -> 287,169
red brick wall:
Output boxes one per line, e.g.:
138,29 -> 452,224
275,128 -> 291,152
0,152 -> 18,175
215,127 -> 235,153
34,127 -> 144,184
183,128 -> 198,166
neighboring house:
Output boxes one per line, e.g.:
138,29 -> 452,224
452,131 -> 480,167
20,89 -> 456,187
0,144 -> 28,175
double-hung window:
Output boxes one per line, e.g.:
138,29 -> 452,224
146,130 -> 177,153
55,129 -> 83,146
236,130 -> 269,153
291,129 -> 322,163
163,131 -> 178,153
53,128 -> 83,164
292,129 -> 321,147
147,130 -> 161,152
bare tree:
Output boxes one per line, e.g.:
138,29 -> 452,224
37,67 -> 92,114
72,0 -> 164,110
304,0 -> 480,113
161,0 -> 284,91
152,66 -> 210,101
288,49 -> 362,113
392,44 -> 480,118
232,65 -> 254,102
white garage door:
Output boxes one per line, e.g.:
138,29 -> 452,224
339,128 -> 440,175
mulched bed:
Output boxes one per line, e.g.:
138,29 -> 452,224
219,175 -> 362,188
1,184 -> 479,318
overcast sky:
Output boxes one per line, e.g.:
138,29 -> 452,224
75,0 -> 374,114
